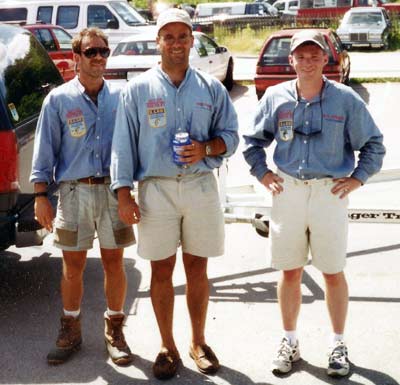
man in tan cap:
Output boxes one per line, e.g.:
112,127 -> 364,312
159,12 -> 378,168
243,29 -> 385,377
111,6 -> 239,381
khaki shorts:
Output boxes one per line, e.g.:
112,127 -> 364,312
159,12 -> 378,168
137,173 -> 225,261
54,181 -> 135,251
270,170 -> 349,274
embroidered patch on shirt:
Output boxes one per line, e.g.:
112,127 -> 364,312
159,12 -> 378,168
147,98 -> 166,128
66,109 -> 87,138
278,119 -> 293,141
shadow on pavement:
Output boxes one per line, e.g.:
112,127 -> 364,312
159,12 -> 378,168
287,359 -> 399,385
351,82 -> 370,105
230,83 -> 250,102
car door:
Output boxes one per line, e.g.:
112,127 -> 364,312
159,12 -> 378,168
195,33 -> 228,80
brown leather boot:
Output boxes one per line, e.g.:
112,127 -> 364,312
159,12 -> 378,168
47,315 -> 82,365
104,313 -> 133,366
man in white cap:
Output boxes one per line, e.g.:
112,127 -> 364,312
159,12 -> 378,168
111,7 -> 239,380
243,29 -> 385,377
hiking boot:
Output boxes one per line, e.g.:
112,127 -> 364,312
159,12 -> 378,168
327,341 -> 350,377
104,313 -> 133,366
47,315 -> 82,365
271,337 -> 300,375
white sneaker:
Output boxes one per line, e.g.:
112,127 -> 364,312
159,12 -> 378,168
327,341 -> 350,377
271,337 -> 300,374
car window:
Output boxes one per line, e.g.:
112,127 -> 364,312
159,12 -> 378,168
37,6 -> 53,24
33,28 -> 57,51
109,1 -> 146,25
348,12 -> 383,24
329,31 -> 343,54
57,6 -> 79,29
0,8 -> 27,22
0,30 -> 63,126
193,37 -> 208,57
274,2 -> 285,11
88,5 -> 118,28
53,28 -> 72,50
113,40 -> 159,56
198,35 -> 218,55
261,37 -> 291,65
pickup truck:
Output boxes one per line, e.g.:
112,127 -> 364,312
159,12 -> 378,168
296,0 -> 400,19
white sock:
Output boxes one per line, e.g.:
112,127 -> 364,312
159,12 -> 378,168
107,308 -> 124,317
284,330 -> 297,345
63,309 -> 80,318
332,333 -> 344,344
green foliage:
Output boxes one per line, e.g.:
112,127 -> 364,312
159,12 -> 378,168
213,25 -> 275,55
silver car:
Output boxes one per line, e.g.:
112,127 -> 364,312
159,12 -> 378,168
337,7 -> 391,50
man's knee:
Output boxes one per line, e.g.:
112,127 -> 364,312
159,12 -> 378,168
282,267 -> 303,284
323,271 -> 346,287
183,253 -> 208,280
151,255 -> 176,282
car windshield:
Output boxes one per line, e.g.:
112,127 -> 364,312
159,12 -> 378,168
109,1 -> 146,25
261,35 -> 334,66
112,40 -> 159,56
346,12 -> 383,25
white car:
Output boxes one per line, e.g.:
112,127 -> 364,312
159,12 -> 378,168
336,7 -> 391,50
105,31 -> 234,90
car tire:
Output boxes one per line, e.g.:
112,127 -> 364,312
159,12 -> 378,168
344,65 -> 351,85
383,35 -> 389,50
223,59 -> 234,91
344,44 -> 351,51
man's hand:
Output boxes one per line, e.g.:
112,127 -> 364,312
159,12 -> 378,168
331,176 -> 362,199
260,172 -> 284,195
117,187 -> 141,225
34,197 -> 55,232
176,139 -> 206,165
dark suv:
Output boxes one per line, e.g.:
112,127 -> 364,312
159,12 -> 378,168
0,24 -> 63,251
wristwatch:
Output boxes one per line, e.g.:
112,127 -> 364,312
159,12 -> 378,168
205,143 -> 212,156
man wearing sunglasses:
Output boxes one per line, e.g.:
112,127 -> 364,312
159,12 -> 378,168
30,28 -> 135,366
110,7 -> 239,381
243,30 -> 385,377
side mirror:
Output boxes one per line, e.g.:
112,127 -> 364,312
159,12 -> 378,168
106,19 -> 119,29
216,46 -> 227,53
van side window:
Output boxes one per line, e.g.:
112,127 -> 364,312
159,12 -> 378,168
37,6 -> 53,24
0,8 -> 27,22
88,5 -> 118,29
57,6 -> 79,29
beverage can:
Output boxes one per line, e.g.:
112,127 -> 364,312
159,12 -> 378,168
172,132 -> 191,167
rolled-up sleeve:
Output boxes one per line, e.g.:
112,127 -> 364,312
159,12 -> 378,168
110,89 -> 139,191
347,96 -> 386,184
242,98 -> 275,181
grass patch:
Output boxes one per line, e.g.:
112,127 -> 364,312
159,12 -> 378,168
214,25 -> 274,55
350,77 -> 400,84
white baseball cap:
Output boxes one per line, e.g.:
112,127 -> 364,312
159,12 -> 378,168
156,8 -> 192,34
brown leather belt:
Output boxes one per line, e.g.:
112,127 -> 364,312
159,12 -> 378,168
77,176 -> 109,184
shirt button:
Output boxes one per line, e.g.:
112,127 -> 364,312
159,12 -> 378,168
97,118 -> 100,121
96,136 -> 100,140
302,160 -> 305,163
177,108 -> 181,112
301,175 -> 305,179
304,140 -> 307,144
96,154 -> 99,158
305,121 -> 309,125
96,172 -> 100,176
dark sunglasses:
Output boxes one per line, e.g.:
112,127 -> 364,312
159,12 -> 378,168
82,47 -> 111,58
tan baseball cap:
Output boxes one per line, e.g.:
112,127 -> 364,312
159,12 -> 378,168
156,8 -> 192,34
290,30 -> 328,53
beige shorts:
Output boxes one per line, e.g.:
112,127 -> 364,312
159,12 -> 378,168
137,173 -> 225,261
54,181 -> 135,251
270,170 -> 349,274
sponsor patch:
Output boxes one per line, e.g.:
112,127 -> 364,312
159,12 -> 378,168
8,103 -> 19,121
278,119 -> 293,141
147,98 -> 166,128
66,109 -> 86,138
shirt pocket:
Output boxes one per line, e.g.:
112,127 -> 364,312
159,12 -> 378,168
319,119 -> 345,156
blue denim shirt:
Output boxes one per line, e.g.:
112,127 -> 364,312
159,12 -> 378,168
30,77 -> 120,184
110,66 -> 239,190
243,78 -> 385,184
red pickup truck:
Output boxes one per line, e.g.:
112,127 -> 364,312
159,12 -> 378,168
297,0 -> 400,19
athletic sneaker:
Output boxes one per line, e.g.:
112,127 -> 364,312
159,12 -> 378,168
271,337 -> 300,374
327,341 -> 350,377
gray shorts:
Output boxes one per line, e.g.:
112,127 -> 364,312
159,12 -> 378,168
137,173 -> 225,261
54,181 -> 136,251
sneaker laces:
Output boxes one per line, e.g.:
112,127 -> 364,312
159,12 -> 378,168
329,343 -> 348,363
277,338 -> 293,362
